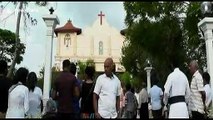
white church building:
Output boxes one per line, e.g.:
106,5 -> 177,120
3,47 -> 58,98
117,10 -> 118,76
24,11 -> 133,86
53,11 -> 126,72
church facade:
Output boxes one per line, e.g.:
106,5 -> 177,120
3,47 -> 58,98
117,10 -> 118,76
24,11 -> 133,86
54,11 -> 125,72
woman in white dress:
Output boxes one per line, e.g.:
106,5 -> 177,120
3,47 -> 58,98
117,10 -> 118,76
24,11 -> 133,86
26,72 -> 43,118
6,67 -> 29,118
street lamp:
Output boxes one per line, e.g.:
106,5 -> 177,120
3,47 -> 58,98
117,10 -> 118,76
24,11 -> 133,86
198,1 -> 213,111
42,3 -> 59,114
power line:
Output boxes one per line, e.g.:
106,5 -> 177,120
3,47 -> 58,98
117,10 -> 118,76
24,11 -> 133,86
0,2 -> 10,15
0,10 -> 15,23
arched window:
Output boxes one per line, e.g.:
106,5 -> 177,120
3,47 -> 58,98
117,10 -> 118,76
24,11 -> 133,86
64,33 -> 71,47
99,41 -> 103,55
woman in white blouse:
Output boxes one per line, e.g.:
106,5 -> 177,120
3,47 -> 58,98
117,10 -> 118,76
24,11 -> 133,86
6,67 -> 29,118
26,72 -> 43,118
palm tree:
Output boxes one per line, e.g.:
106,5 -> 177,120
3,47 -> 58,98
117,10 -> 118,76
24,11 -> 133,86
7,1 -> 48,78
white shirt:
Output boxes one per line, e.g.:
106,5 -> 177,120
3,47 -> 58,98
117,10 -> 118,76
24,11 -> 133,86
93,74 -> 121,118
134,93 -> 139,108
27,86 -> 43,118
138,88 -> 148,108
164,68 -> 190,118
204,84 -> 212,108
190,70 -> 205,114
164,68 -> 190,104
6,84 -> 29,118
149,85 -> 163,110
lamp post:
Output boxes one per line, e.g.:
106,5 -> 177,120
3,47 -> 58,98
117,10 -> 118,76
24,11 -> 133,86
198,1 -> 213,109
144,59 -> 152,94
42,5 -> 59,113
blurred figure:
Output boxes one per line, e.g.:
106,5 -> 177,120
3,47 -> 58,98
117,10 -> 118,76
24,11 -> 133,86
149,72 -> 163,119
6,67 -> 29,118
42,98 -> 57,118
26,72 -> 43,118
0,60 -> 12,118
80,66 -> 95,119
139,82 -> 149,119
52,59 -> 80,119
189,60 -> 206,119
202,72 -> 212,117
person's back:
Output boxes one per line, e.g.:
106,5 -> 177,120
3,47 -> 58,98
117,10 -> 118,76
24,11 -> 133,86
55,71 -> 77,113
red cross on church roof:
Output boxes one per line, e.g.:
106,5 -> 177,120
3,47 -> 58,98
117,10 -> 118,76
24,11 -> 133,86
98,11 -> 105,25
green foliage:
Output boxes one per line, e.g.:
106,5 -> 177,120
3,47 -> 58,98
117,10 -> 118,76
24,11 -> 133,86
0,28 -> 25,64
122,2 -> 205,84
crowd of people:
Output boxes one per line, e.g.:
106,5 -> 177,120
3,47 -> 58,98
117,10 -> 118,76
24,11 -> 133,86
0,58 -> 212,119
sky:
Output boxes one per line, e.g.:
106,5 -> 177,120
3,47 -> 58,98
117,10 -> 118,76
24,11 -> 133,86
0,2 -> 126,77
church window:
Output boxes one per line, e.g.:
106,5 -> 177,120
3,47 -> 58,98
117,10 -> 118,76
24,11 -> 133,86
99,41 -> 103,55
64,33 -> 71,47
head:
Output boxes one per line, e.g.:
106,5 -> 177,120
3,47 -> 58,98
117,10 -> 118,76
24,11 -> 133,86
125,83 -> 131,91
202,72 -> 210,85
188,60 -> 199,75
27,72 -> 37,92
45,99 -> 57,113
151,71 -> 159,86
141,81 -> 147,89
70,62 -> 76,75
14,67 -> 29,85
62,59 -> 71,72
104,57 -> 114,77
131,87 -> 135,94
0,60 -> 8,75
85,66 -> 95,80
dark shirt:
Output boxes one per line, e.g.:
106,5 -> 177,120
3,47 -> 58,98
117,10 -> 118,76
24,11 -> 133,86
81,82 -> 95,113
0,76 -> 12,112
54,71 -> 78,113
73,79 -> 82,114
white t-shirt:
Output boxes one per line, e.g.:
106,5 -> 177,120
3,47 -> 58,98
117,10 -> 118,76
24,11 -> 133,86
93,74 -> 121,118
204,84 -> 212,108
149,85 -> 163,110
6,84 -> 29,118
27,86 -> 43,118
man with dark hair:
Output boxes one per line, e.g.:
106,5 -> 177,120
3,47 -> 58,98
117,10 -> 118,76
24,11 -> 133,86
0,60 -> 12,118
149,72 -> 163,119
52,59 -> 80,119
163,59 -> 190,118
70,62 -> 81,119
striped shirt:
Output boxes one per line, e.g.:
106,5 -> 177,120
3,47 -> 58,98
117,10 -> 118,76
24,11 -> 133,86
189,70 -> 205,114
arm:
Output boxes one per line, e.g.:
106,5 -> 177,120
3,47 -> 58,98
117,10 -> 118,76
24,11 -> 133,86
93,93 -> 101,118
163,75 -> 172,106
24,88 -> 29,114
73,79 -> 80,98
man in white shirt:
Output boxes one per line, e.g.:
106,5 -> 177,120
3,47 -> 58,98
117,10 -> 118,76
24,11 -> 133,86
149,72 -> 163,119
93,58 -> 121,119
188,60 -> 206,119
202,72 -> 212,115
138,82 -> 149,119
163,59 -> 190,118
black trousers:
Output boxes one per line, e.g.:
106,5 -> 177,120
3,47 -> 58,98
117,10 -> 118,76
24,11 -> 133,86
57,112 -> 75,119
139,102 -> 149,119
191,111 -> 204,119
152,108 -> 162,119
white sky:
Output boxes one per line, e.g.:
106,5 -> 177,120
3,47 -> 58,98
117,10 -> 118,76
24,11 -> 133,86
0,2 -> 126,76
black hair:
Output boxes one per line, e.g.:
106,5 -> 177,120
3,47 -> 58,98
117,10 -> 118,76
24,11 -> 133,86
27,72 -> 37,92
85,66 -> 95,80
62,59 -> 70,70
203,72 -> 210,84
13,67 -> 29,85
151,70 -> 159,86
125,83 -> 131,91
0,60 -> 7,74
70,62 -> 76,75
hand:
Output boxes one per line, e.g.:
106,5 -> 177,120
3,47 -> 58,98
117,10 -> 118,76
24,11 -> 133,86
95,112 -> 101,119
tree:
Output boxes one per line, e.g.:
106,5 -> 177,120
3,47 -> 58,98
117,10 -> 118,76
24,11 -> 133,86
122,2 -> 205,83
7,1 -> 48,78
0,28 -> 25,65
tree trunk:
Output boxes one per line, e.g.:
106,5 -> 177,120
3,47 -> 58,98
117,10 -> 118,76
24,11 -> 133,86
7,2 -> 23,78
